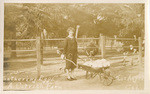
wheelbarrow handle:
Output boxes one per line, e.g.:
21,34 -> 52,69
63,58 -> 78,67
77,56 -> 86,62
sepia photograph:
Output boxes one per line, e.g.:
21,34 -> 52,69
1,0 -> 149,93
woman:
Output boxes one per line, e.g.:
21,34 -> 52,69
62,27 -> 78,81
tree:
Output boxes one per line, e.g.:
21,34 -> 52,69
5,3 -> 144,39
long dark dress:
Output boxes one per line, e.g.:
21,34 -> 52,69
63,37 -> 78,70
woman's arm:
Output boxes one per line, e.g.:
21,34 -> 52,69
75,39 -> 78,56
63,38 -> 68,55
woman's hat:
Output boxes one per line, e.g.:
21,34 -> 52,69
67,27 -> 75,33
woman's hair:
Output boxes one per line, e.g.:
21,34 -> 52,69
67,27 -> 75,33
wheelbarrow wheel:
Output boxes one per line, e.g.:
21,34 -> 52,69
101,73 -> 113,86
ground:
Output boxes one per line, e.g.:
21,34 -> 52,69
3,53 -> 144,90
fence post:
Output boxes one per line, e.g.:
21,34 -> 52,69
36,37 -> 41,79
41,40 -> 43,65
99,34 -> 102,56
138,37 -> 142,64
83,35 -> 86,49
101,36 -> 106,58
111,40 -> 113,50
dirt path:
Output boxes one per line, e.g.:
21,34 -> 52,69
3,58 -> 144,90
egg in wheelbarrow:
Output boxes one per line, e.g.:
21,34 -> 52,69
102,61 -> 110,67
92,60 -> 103,68
102,62 -> 107,67
83,61 -> 92,67
107,61 -> 110,67
101,59 -> 107,62
93,63 -> 103,69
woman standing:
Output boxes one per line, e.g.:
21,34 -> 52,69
62,27 -> 78,81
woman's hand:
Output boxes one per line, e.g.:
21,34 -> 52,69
61,54 -> 65,59
77,25 -> 80,29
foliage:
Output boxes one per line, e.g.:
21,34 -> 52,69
4,3 -> 144,39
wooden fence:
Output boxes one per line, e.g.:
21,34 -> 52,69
4,35 -> 144,78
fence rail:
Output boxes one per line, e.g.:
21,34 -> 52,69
4,39 -> 36,42
107,38 -> 138,41
4,38 -> 139,41
9,50 -> 36,52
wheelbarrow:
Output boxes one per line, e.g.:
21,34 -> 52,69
57,50 -> 114,86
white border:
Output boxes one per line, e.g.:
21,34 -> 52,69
4,0 -> 146,3
0,0 -> 150,94
0,0 -> 4,94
